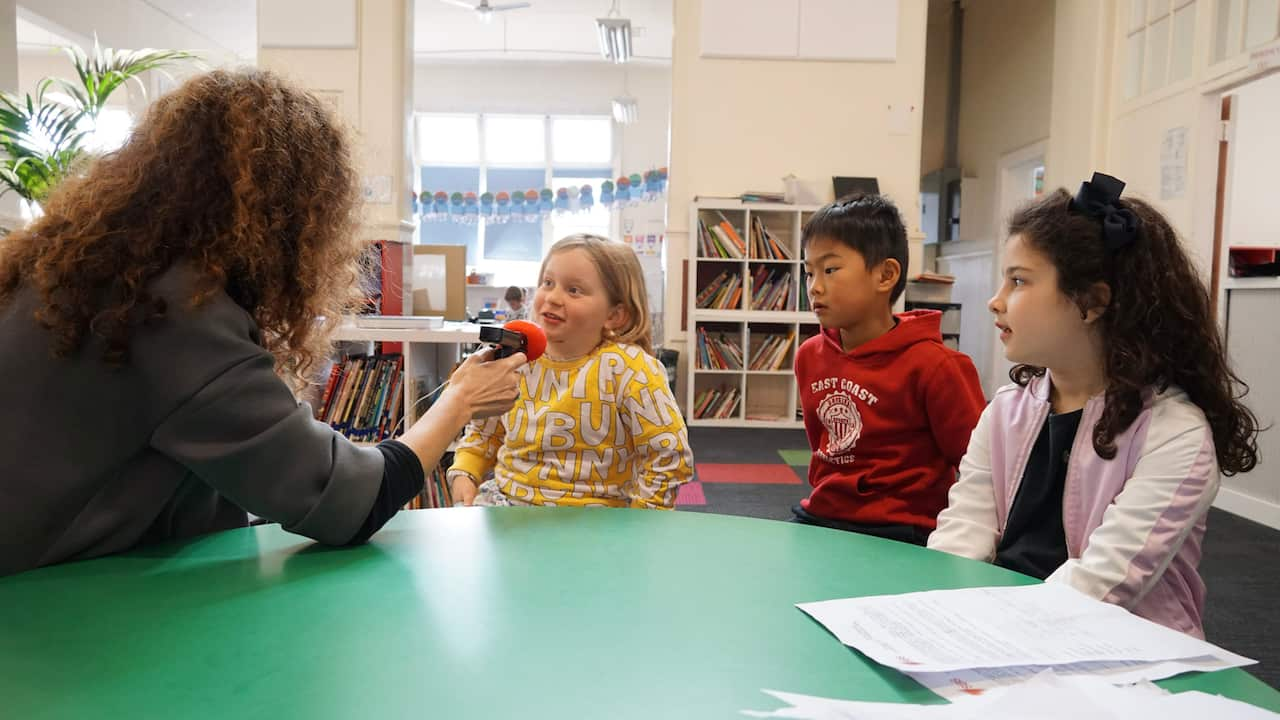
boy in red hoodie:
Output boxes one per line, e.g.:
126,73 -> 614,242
794,194 -> 985,545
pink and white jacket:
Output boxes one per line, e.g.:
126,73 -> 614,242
928,372 -> 1220,637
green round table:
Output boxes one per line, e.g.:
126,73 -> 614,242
2,508 -> 1276,719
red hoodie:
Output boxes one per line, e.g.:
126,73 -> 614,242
794,310 -> 985,531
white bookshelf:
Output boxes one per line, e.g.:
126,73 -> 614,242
686,200 -> 824,429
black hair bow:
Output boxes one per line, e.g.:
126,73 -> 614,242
1069,172 -> 1140,252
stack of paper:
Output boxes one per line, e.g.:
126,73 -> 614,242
742,671 -> 1280,720
794,583 -> 1255,701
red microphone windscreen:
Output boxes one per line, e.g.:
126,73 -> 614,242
504,319 -> 546,363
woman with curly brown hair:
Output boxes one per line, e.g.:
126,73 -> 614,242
929,173 -> 1261,638
0,69 -> 525,576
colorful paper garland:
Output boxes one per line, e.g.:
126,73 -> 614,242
414,168 -> 667,223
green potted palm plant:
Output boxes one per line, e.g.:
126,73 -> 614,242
0,40 -> 195,232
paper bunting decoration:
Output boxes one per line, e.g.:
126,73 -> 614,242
416,168 -> 666,223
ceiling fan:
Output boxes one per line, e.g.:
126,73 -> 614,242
439,0 -> 531,23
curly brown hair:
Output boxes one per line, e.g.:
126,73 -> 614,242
0,68 -> 365,388
1006,189 -> 1260,475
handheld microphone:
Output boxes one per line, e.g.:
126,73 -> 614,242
478,319 -> 546,363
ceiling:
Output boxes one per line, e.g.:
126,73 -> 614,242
142,0 -> 258,59
415,0 -> 672,63
17,0 -> 256,62
15,13 -> 86,51
16,1 -> 671,65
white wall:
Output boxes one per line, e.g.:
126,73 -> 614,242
260,0 -> 416,243
920,0 -> 954,176
20,0 -> 244,66
666,0 -> 929,357
1105,90 -> 1213,266
0,0 -> 16,227
17,49 -> 138,111
1044,0 -> 1113,196
953,0 -> 1055,247
0,0 -> 15,94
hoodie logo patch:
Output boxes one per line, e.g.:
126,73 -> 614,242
818,391 -> 863,456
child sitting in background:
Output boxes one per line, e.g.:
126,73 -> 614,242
449,234 -> 692,508
503,285 -> 528,321
794,194 -> 986,545
929,173 -> 1260,637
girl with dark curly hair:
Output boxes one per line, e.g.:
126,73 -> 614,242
0,69 -> 526,576
930,173 -> 1260,638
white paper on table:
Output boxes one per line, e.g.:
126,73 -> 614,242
741,689 -> 954,720
908,654 -> 1254,701
795,583 -> 1254,673
741,671 -> 1279,720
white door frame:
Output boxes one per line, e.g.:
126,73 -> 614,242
988,139 -> 1048,391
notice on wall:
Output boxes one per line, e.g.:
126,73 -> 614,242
1160,127 -> 1188,200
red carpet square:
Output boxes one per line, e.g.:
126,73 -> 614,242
695,463 -> 803,485
676,481 -> 706,506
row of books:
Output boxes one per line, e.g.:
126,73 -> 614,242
696,270 -> 743,309
406,464 -> 455,510
697,326 -> 745,370
750,266 -> 795,311
693,385 -> 742,419
697,216 -> 747,259
748,331 -> 796,371
316,354 -> 405,443
750,215 -> 793,260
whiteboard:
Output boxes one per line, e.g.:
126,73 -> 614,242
799,0 -> 898,62
700,0 -> 800,59
698,0 -> 898,62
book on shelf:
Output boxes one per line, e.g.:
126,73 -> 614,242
749,215 -> 793,259
749,266 -> 795,311
697,326 -> 745,370
696,269 -> 744,310
406,463 -> 455,510
696,217 -> 747,259
748,330 -> 796,371
693,384 -> 742,419
317,353 -> 405,443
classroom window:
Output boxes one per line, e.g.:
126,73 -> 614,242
1245,0 -> 1280,49
551,116 -> 612,164
1214,0 -> 1279,62
485,166 -> 545,262
1171,4 -> 1196,81
550,168 -> 614,243
83,107 -> 134,154
416,114 -> 480,164
419,165 -> 480,258
414,112 -> 614,282
1126,0 -> 1196,99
